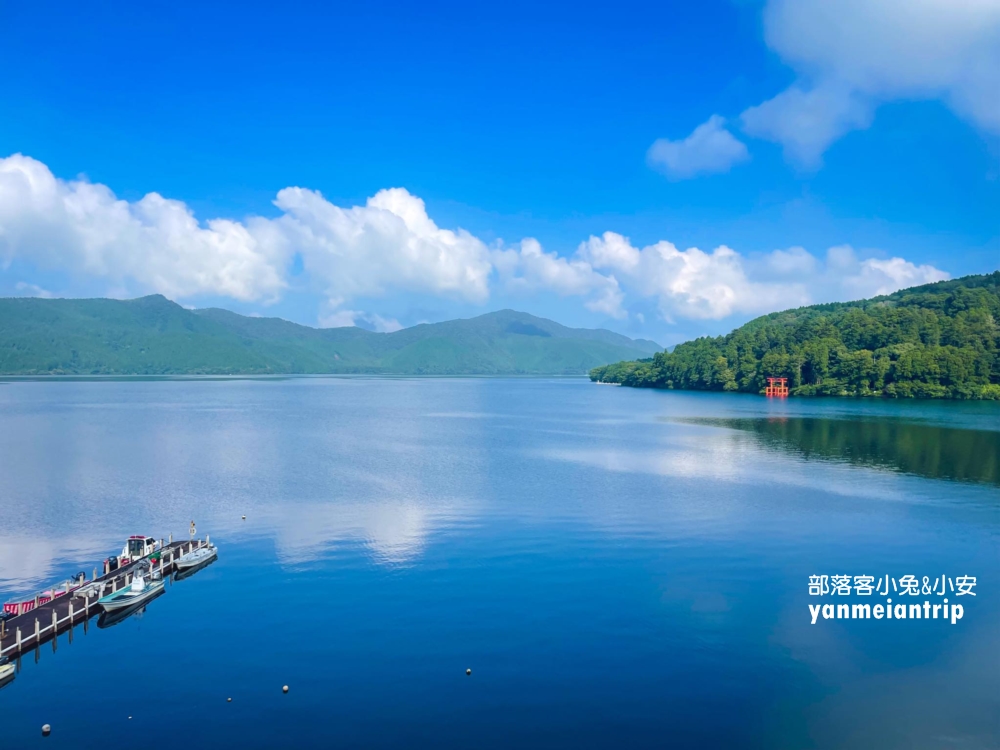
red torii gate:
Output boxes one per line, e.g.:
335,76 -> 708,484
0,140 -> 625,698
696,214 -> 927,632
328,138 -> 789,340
765,377 -> 789,397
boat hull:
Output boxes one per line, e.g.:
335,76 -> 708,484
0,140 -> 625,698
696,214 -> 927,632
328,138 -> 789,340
97,580 -> 165,612
97,588 -> 166,629
175,546 -> 217,570
174,555 -> 216,581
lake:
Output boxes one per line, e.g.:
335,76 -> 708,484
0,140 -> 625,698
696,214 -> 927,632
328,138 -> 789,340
0,378 -> 997,748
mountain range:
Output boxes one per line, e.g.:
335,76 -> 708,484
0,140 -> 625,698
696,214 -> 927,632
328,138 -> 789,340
0,295 -> 661,375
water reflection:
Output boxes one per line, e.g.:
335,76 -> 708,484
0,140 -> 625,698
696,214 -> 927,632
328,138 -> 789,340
0,380 -> 998,748
0,535 -> 110,592
173,555 -> 217,581
96,588 -> 166,629
256,497 -> 471,567
675,416 -> 1000,486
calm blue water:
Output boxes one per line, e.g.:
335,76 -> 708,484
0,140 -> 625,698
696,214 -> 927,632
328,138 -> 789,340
0,378 -> 997,748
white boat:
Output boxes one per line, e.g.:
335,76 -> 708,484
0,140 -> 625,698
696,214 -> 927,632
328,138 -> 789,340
121,535 -> 159,564
175,545 -> 217,570
0,657 -> 15,687
73,580 -> 105,599
97,587 -> 165,629
97,573 -> 165,613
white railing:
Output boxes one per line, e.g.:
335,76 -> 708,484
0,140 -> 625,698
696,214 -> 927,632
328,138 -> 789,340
0,538 -> 204,657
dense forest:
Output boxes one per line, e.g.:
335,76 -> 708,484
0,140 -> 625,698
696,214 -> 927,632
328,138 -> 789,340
590,273 -> 1000,399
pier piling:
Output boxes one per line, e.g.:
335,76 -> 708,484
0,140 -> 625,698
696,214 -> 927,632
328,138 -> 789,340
1,539 -> 208,659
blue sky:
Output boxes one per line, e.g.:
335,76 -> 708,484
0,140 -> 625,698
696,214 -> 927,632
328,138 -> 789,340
0,0 -> 997,345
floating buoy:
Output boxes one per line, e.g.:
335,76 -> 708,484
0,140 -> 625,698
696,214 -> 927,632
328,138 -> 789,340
242,515 -> 246,520
227,697 -> 232,702
466,668 -> 471,676
41,724 -> 51,737
282,685 -> 289,693
128,716 -> 132,720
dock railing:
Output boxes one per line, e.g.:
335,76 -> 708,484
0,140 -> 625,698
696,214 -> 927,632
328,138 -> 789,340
0,538 -> 207,659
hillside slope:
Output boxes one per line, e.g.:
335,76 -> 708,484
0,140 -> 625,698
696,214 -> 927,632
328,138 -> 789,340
0,295 -> 661,375
590,272 -> 1000,399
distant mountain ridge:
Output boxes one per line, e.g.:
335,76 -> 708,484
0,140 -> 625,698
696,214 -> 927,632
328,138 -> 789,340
0,295 -> 661,375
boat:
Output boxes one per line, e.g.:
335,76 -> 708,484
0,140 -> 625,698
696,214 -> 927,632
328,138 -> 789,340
73,580 -> 106,599
97,588 -> 165,629
0,656 -> 14,688
120,535 -> 159,565
96,571 -> 165,613
103,535 -> 161,575
175,545 -> 217,571
174,554 -> 216,581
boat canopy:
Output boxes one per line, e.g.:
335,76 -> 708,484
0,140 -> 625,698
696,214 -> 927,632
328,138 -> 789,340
126,538 -> 154,557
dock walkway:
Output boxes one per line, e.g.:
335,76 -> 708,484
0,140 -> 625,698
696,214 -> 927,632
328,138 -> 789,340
0,539 -> 208,658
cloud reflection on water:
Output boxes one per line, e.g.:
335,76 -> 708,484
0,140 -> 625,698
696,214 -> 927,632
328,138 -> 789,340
0,535 -> 110,593
540,429 -> 908,502
251,496 -> 472,567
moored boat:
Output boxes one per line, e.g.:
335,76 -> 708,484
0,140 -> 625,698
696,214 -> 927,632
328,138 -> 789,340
97,587 -> 165,629
105,535 -> 160,573
73,580 -> 105,599
97,572 -> 165,613
175,545 -> 217,570
0,656 -> 15,687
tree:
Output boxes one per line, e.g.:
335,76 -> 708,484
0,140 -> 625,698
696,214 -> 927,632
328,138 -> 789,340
590,272 -> 1000,400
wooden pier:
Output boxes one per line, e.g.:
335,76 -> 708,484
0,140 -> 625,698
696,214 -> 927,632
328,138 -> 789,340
0,538 -> 209,660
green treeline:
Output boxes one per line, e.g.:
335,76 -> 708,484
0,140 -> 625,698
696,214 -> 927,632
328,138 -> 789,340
590,272 -> 1000,399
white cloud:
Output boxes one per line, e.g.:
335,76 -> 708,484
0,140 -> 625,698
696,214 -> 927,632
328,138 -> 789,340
742,0 -> 1000,165
369,313 -> 404,333
0,155 -> 493,312
741,84 -> 874,167
274,186 -> 493,309
319,307 -> 403,332
822,244 -> 950,299
762,246 -> 820,276
0,153 -> 951,328
14,280 -> 54,298
318,308 -> 363,328
647,115 -> 750,179
493,238 -> 626,318
579,233 -> 808,320
578,233 -> 948,320
0,154 -> 289,302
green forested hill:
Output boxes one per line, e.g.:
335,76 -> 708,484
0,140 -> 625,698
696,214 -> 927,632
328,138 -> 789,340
0,295 -> 661,375
590,273 -> 1000,399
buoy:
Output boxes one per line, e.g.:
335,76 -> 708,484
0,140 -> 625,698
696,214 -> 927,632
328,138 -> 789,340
282,685 -> 289,693
128,716 -> 132,720
242,515 -> 246,520
227,697 -> 232,702
41,724 -> 51,737
466,668 -> 471,676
